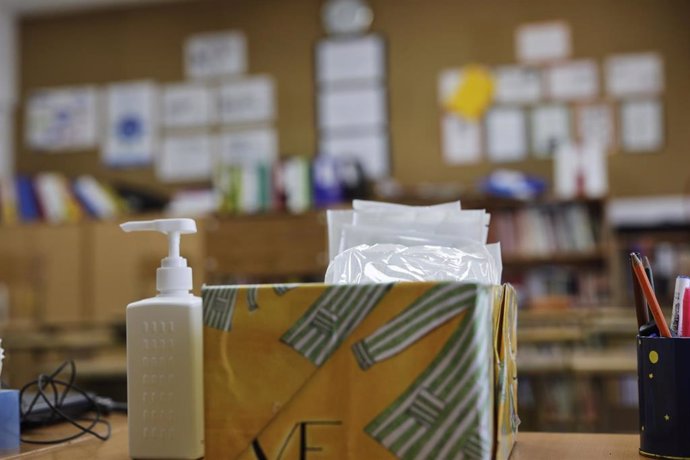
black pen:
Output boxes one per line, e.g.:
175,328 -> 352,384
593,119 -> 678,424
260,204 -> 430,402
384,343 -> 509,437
631,253 -> 649,328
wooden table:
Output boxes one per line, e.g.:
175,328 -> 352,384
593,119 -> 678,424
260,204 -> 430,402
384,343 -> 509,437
1,415 -> 644,459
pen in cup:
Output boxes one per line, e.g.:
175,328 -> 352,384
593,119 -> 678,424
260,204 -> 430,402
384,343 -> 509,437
671,275 -> 690,335
679,287 -> 690,337
631,252 -> 650,329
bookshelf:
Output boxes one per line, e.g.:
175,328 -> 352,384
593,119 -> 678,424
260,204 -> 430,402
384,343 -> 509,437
517,308 -> 638,433
611,223 -> 690,309
476,196 -> 611,310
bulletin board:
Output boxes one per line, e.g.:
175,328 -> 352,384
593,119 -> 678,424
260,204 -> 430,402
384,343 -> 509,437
15,0 -> 690,197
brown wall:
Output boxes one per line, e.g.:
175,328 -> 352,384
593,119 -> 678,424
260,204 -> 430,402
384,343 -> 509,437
16,0 -> 690,197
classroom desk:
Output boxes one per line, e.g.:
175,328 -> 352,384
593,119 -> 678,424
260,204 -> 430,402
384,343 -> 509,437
2,415 -> 644,459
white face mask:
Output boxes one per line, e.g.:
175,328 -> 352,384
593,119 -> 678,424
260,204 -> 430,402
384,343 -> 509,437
325,200 -> 502,285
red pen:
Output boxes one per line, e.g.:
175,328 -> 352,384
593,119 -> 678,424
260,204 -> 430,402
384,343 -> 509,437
680,287 -> 690,337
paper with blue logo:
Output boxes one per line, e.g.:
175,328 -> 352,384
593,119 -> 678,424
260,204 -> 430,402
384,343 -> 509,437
103,81 -> 158,167
26,86 -> 98,152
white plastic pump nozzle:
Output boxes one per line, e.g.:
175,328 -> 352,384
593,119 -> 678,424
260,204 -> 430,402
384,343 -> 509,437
120,218 -> 197,295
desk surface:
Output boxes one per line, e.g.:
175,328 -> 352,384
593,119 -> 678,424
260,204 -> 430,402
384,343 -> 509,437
2,415 -> 643,459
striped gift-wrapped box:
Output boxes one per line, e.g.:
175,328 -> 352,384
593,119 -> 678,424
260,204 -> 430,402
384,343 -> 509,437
202,282 -> 518,460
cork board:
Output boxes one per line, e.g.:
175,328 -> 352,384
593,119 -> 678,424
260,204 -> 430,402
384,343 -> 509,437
16,0 -> 690,197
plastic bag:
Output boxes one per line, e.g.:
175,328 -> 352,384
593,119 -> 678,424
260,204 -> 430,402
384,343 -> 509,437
326,200 -> 502,285
325,243 -> 500,285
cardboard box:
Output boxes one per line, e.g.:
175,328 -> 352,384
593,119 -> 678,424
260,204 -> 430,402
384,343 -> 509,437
203,282 -> 517,459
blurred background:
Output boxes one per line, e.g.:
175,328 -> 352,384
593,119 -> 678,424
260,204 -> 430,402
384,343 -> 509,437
0,0 -> 688,434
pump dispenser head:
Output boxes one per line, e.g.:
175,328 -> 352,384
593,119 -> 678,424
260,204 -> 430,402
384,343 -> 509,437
121,218 -> 197,295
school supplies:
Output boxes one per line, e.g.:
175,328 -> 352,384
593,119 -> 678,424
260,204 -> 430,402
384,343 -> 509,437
630,252 -> 671,338
630,252 -> 649,328
679,287 -> 690,337
671,276 -> 690,334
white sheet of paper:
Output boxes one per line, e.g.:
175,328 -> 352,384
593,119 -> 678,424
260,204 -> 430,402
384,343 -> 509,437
486,107 -> 527,162
217,75 -> 275,125
546,60 -> 599,101
582,142 -> 608,197
26,86 -> 97,151
606,52 -> 664,97
185,31 -> 247,80
157,133 -> 215,183
317,35 -> 385,85
531,104 -> 571,157
516,21 -> 571,63
555,141 -> 607,199
162,83 -> 215,128
318,84 -> 386,132
438,68 -> 462,105
441,114 -> 481,164
103,81 -> 157,167
218,128 -> 278,165
319,131 -> 389,179
494,65 -> 542,104
621,99 -> 663,152
554,142 -> 577,198
576,104 -> 614,151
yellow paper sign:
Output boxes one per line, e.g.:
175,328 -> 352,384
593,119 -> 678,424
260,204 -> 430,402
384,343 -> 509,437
445,65 -> 495,120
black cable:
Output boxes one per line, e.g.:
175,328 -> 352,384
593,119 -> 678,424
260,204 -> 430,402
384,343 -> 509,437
19,359 -> 112,444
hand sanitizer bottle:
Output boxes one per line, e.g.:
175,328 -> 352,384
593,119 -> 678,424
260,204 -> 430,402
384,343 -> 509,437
121,218 -> 204,459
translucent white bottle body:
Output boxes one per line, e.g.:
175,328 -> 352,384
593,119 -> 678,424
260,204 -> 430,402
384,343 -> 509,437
126,294 -> 204,459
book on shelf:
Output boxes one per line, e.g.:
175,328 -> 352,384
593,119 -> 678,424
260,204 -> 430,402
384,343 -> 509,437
492,203 -> 599,258
0,174 -> 122,225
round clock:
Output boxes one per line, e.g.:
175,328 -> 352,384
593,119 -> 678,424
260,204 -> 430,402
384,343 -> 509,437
322,0 -> 373,35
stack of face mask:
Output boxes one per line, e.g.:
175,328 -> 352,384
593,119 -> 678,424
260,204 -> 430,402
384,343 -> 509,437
325,200 -> 502,285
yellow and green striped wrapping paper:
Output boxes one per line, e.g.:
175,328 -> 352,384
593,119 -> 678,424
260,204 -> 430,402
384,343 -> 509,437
202,282 -> 518,460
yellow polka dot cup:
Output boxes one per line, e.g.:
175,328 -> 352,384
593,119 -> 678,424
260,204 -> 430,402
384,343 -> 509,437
638,336 -> 690,459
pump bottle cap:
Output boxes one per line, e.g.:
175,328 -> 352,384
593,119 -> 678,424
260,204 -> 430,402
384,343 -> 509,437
120,218 -> 197,294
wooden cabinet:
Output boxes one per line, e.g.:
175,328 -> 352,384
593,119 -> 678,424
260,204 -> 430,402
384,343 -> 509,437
204,212 -> 327,280
0,223 -> 84,326
0,213 -> 326,327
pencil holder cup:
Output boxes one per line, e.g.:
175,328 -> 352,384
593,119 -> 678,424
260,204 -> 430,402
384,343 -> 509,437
638,336 -> 690,459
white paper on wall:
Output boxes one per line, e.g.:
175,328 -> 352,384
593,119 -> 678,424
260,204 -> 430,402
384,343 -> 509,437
438,68 -> 462,105
531,104 -> 571,157
620,99 -> 663,152
319,131 -> 389,179
576,104 -> 614,151
494,65 -> 542,104
485,107 -> 527,162
516,21 -> 571,63
317,35 -> 385,85
606,52 -> 664,97
26,86 -> 98,151
555,141 -> 607,199
218,127 -> 278,165
217,75 -> 276,125
185,31 -> 247,80
546,60 -> 599,101
157,133 -> 215,183
318,84 -> 387,132
103,81 -> 157,167
441,114 -> 481,165
162,83 -> 215,128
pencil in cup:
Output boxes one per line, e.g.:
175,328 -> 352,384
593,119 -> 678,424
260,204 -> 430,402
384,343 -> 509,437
631,253 -> 671,338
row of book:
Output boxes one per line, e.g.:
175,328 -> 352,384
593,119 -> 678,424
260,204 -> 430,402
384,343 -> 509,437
490,204 -> 600,256
0,174 -> 123,225
214,155 -> 368,215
